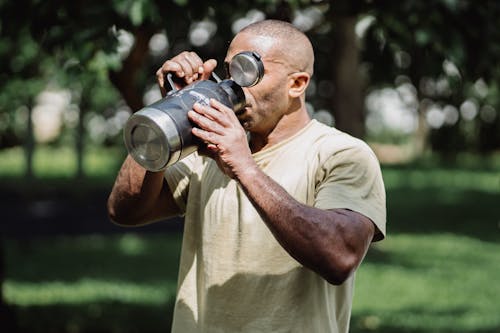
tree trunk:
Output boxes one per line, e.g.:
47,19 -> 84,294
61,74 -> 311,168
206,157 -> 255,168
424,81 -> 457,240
76,94 -> 86,179
413,103 -> 428,157
330,16 -> 365,138
109,25 -> 155,112
25,100 -> 34,179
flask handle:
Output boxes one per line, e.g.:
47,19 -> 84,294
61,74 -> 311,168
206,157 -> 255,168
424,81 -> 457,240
166,73 -> 178,92
166,72 -> 222,92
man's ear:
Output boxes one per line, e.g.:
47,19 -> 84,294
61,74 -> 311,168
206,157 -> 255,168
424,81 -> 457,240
288,72 -> 310,98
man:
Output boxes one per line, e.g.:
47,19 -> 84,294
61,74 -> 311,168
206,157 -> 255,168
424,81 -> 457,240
108,19 -> 386,333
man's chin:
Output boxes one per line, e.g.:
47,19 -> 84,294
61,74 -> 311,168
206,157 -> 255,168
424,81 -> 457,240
237,115 -> 251,128
240,119 -> 252,130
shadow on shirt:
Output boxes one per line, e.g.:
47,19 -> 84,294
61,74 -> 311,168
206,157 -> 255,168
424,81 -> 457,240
171,267 -> 349,333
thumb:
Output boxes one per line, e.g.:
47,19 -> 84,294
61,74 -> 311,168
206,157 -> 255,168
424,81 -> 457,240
201,59 -> 217,80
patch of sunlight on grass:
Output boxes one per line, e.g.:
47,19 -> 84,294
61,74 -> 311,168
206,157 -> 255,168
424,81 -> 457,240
118,234 -> 148,256
84,146 -> 125,178
0,145 -> 125,179
0,146 -> 26,176
33,146 -> 77,177
4,279 -> 175,306
353,233 -> 500,332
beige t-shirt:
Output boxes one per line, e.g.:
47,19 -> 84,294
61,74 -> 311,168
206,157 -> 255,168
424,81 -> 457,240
165,120 -> 386,333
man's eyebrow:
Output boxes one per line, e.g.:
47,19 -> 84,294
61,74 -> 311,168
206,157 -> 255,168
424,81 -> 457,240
264,57 -> 304,72
263,57 -> 286,66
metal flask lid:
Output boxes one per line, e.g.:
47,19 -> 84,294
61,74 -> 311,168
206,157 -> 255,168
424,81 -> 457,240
123,78 -> 245,172
124,106 -> 182,172
229,51 -> 264,88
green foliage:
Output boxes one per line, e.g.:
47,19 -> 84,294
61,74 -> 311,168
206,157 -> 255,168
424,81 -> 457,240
1,0 -> 500,152
362,0 -> 500,151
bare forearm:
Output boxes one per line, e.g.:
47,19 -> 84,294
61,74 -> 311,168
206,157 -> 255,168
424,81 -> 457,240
107,155 -> 173,225
235,164 -> 374,284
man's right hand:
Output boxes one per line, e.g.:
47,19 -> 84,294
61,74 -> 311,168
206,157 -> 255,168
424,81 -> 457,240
156,51 -> 217,97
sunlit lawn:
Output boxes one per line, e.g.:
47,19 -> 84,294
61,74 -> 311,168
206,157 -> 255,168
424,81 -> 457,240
2,146 -> 500,332
0,145 -> 125,179
353,235 -> 500,332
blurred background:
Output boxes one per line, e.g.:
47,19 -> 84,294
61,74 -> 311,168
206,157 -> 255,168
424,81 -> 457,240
1,0 -> 499,332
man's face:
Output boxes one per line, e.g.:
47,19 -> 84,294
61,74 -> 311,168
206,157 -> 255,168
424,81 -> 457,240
225,33 -> 292,134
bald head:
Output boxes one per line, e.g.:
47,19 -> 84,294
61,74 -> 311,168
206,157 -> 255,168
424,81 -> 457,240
234,20 -> 314,76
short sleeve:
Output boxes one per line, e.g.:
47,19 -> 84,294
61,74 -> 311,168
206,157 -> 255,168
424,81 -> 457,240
164,152 -> 201,214
314,142 -> 386,240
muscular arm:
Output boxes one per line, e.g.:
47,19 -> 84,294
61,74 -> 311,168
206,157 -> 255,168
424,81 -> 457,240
189,99 -> 377,285
236,165 -> 375,285
107,155 -> 180,226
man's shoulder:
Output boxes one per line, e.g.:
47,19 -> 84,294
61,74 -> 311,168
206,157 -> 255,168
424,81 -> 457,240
306,120 -> 374,157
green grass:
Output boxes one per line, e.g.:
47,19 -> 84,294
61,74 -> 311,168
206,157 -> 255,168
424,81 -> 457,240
352,234 -> 500,332
0,145 -> 126,179
5,232 -> 499,332
1,146 -> 500,332
4,234 -> 182,332
0,145 -> 126,198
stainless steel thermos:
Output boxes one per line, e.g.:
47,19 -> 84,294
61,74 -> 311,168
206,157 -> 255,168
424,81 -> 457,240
123,51 -> 264,171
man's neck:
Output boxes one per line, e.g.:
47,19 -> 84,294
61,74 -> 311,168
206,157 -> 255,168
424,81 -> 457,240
249,109 -> 311,153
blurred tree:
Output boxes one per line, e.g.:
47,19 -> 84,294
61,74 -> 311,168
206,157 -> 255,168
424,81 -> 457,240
0,0 -> 301,176
320,0 -> 373,138
361,0 -> 500,154
1,0 -> 499,162
0,20 -> 46,176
